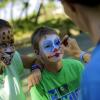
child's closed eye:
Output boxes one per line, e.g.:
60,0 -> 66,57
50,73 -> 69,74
44,45 -> 51,48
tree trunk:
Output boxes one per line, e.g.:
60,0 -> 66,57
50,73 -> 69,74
34,0 -> 44,24
10,0 -> 14,25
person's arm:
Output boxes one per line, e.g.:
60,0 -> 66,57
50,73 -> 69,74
61,35 -> 91,63
21,55 -> 42,85
21,55 -> 37,69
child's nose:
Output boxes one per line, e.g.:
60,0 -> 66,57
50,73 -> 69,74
6,47 -> 15,53
53,48 -> 58,52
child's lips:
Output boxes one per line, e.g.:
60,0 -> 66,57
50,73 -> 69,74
48,53 -> 62,58
54,53 -> 60,57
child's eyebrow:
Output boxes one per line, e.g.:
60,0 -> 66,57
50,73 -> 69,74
43,40 -> 52,45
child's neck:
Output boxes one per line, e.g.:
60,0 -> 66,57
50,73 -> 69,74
43,60 -> 62,73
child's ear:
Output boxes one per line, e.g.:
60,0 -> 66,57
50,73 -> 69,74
34,50 -> 43,62
34,49 -> 39,55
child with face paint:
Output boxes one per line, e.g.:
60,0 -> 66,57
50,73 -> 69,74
30,26 -> 84,100
0,19 -> 42,100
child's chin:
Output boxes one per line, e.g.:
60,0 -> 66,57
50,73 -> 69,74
49,57 -> 62,62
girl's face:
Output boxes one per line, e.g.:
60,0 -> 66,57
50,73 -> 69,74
39,34 -> 64,63
0,27 -> 15,66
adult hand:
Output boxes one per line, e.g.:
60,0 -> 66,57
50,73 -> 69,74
61,35 -> 82,58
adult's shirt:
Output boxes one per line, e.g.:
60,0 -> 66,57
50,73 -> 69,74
30,58 -> 83,100
80,43 -> 100,100
0,51 -> 26,100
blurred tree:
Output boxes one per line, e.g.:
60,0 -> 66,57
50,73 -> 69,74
0,0 -> 10,8
0,0 -> 16,25
34,0 -> 44,24
10,0 -> 15,25
19,0 -> 29,21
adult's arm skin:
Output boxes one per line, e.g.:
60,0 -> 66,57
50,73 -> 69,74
61,36 -> 91,63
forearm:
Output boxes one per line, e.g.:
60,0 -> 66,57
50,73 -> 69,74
61,36 -> 91,63
21,55 -> 43,70
21,55 -> 37,69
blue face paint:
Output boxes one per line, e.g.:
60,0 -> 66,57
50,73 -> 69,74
43,40 -> 53,52
39,34 -> 63,62
43,38 -> 61,53
53,38 -> 61,51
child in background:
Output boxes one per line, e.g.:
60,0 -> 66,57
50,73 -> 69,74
0,19 -> 41,100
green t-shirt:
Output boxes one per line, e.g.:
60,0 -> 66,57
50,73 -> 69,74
30,59 -> 84,100
0,51 -> 26,100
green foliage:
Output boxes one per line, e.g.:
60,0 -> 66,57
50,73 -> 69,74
0,0 -> 10,8
6,0 -> 78,48
13,15 -> 75,35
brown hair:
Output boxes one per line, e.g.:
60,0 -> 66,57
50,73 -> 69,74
31,26 -> 58,54
0,19 -> 12,29
62,0 -> 100,7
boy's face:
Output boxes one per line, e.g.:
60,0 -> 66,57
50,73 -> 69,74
39,34 -> 64,63
0,27 -> 15,66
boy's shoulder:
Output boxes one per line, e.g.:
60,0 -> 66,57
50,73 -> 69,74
62,58 -> 82,64
11,51 -> 24,75
12,50 -> 23,64
62,58 -> 84,70
13,51 -> 20,56
12,51 -> 21,61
